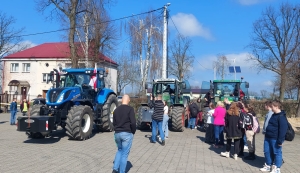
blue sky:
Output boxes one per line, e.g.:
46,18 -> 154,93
1,0 -> 298,95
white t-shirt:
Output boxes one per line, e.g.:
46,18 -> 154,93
164,106 -> 168,115
206,109 -> 215,124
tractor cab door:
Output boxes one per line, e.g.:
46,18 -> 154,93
240,82 -> 249,100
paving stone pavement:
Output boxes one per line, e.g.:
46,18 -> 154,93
0,112 -> 299,173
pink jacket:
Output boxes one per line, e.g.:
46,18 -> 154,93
213,106 -> 226,125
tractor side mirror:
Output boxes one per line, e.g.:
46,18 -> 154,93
47,71 -> 54,83
145,83 -> 148,89
181,82 -> 186,89
245,82 -> 249,88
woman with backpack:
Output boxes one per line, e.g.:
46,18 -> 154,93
220,102 -> 242,160
244,103 -> 260,160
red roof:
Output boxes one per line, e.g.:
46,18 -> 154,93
4,42 -> 117,65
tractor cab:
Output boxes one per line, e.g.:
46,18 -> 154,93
148,78 -> 189,106
202,79 -> 249,104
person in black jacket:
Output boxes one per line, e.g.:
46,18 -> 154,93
149,94 -> 165,146
260,100 -> 288,173
220,102 -> 242,160
188,99 -> 199,129
112,95 -> 136,173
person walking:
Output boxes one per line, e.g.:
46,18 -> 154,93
149,94 -> 165,146
20,99 -> 30,116
10,98 -> 17,125
162,100 -> 169,139
260,100 -> 288,173
220,102 -> 242,160
244,104 -> 258,160
188,99 -> 199,130
212,101 -> 226,148
205,102 -> 215,144
112,95 -> 136,173
195,97 -> 203,127
237,101 -> 247,157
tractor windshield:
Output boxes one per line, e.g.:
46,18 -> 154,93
152,82 -> 184,105
62,73 -> 91,87
213,82 -> 240,102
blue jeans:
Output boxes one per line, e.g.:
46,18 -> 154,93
188,117 -> 196,129
214,125 -> 224,145
162,115 -> 169,137
264,138 -> 282,168
113,132 -> 133,173
152,119 -> 164,142
244,134 -> 248,146
10,111 -> 17,124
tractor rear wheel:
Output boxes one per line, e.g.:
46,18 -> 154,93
27,104 -> 45,139
98,94 -> 118,132
170,106 -> 185,132
137,106 -> 150,130
65,105 -> 94,140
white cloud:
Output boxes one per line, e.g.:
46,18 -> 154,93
237,0 -> 272,6
262,80 -> 273,87
171,13 -> 213,40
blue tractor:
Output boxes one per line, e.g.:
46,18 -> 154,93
17,68 -> 118,140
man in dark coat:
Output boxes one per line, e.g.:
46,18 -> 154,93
149,94 -> 165,145
188,99 -> 199,130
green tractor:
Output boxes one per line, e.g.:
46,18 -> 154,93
137,78 -> 190,132
202,79 -> 250,104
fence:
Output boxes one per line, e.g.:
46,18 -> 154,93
0,93 -> 34,113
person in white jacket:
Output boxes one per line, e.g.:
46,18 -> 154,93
205,102 -> 215,143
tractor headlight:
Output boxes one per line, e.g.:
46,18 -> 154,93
57,93 -> 65,103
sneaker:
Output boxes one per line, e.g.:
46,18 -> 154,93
271,165 -> 276,172
150,140 -> 156,144
161,140 -> 165,146
244,145 -> 248,150
195,126 -> 197,129
260,163 -> 271,172
112,170 -> 118,173
220,152 -> 229,158
233,154 -> 238,160
270,166 -> 281,173
165,137 -> 169,139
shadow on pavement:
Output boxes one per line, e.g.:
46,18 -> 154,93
125,161 -> 133,173
23,129 -> 67,144
242,155 -> 265,168
0,121 -> 8,124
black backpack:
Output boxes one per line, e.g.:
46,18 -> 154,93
241,112 -> 252,130
190,104 -> 198,118
278,115 -> 295,141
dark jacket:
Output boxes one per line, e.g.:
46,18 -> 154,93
10,101 -> 17,112
113,105 -> 136,134
20,101 -> 30,112
189,102 -> 199,118
148,100 -> 164,121
265,111 -> 288,145
225,113 -> 242,139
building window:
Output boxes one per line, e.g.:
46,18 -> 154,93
10,63 -> 19,72
22,63 -> 30,72
42,73 -> 50,82
9,86 -> 17,92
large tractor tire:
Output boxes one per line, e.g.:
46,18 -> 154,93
65,105 -> 94,140
137,106 -> 150,130
98,94 -> 118,132
170,106 -> 185,132
27,104 -> 45,139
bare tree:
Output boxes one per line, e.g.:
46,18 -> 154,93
249,91 -> 259,97
260,89 -> 268,98
125,11 -> 163,94
168,34 -> 194,81
116,52 -> 139,95
248,2 -> 300,101
213,54 -> 231,80
0,12 -> 25,93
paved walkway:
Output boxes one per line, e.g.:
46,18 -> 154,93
0,112 -> 299,173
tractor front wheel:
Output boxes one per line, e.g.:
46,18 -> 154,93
98,94 -> 118,132
65,105 -> 94,140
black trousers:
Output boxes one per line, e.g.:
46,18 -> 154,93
226,138 -> 240,155
205,124 -> 215,143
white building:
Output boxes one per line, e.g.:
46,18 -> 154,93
1,42 -> 118,102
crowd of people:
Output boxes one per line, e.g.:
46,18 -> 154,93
200,98 -> 288,173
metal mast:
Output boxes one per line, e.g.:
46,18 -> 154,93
162,3 -> 170,79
